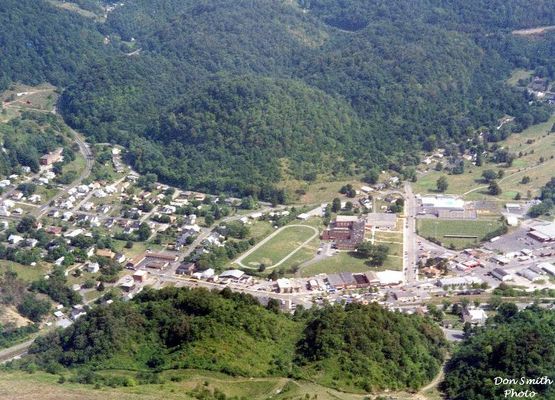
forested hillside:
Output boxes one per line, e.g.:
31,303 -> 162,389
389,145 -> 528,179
442,305 -> 555,400
0,0 -> 107,89
0,113 -> 72,175
21,287 -> 446,392
2,0 -> 555,198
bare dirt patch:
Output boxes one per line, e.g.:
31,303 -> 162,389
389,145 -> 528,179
0,306 -> 32,328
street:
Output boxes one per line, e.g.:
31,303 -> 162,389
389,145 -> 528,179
403,182 -> 418,283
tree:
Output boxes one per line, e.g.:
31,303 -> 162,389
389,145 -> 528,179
488,180 -> 501,196
17,293 -> 51,322
390,198 -> 404,213
240,196 -> 256,210
204,214 -> 214,226
355,242 -> 389,266
137,223 -> 151,241
363,169 -> 379,184
475,152 -> 482,166
331,197 -> 341,213
521,176 -> 531,184
17,215 -> 36,233
17,182 -> 36,197
462,321 -> 472,339
427,304 -> 443,322
340,184 -> 356,198
481,169 -> 497,183
137,173 -> 157,190
266,298 -> 281,313
436,176 -> 448,192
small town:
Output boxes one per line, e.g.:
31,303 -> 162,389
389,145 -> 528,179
2,2 -> 555,398
0,95 -> 554,360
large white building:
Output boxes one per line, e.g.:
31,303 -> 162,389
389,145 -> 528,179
538,262 -> 555,276
420,195 -> 465,210
492,268 -> 513,282
528,223 -> 555,242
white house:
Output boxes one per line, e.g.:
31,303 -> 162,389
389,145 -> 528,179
85,262 -> 100,273
463,308 -> 488,325
8,234 -> 24,245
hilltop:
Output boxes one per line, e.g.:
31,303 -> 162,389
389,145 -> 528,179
2,0 -> 555,199
18,287 -> 447,394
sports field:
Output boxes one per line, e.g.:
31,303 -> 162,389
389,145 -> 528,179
240,225 -> 318,268
417,218 -> 505,249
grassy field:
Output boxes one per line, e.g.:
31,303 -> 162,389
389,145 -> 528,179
0,84 -> 58,122
0,260 -> 49,282
277,235 -> 320,272
113,240 -> 164,261
34,184 -> 60,202
46,0 -> 104,21
63,152 -> 87,178
374,231 -> 403,243
300,250 -> 398,277
417,218 -> 504,249
278,173 -> 361,205
248,220 -> 275,241
242,225 -> 317,268
413,113 -> 555,201
0,369 -> 428,400
506,68 -> 533,86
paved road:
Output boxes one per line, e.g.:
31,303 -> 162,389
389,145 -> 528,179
442,328 -> 464,342
151,271 -> 313,307
71,174 -> 127,213
234,224 -> 319,270
0,338 -> 35,364
403,182 -> 418,283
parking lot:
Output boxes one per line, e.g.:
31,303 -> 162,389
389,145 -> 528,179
484,227 -> 555,254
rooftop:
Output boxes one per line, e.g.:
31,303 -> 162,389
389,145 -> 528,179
335,215 -> 360,222
220,269 -> 245,279
531,223 -> 555,239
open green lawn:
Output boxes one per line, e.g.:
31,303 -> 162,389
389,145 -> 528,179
300,250 -> 400,277
0,260 -> 49,282
242,225 -> 317,267
506,68 -> 533,86
34,184 -> 60,202
279,175 -> 361,205
277,235 -> 320,273
63,152 -> 86,177
113,240 -> 164,260
417,218 -> 504,249
46,0 -> 104,21
248,220 -> 274,241
374,231 -> 403,243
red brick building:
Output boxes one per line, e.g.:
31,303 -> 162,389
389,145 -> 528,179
322,216 -> 365,250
